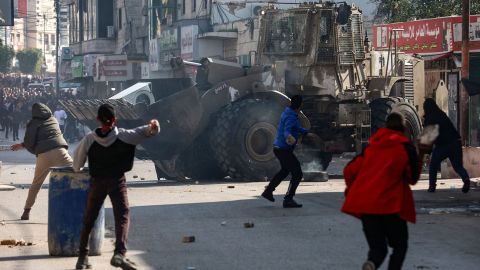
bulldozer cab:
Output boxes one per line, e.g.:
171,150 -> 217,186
257,3 -> 366,98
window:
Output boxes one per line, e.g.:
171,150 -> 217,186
45,34 -> 49,45
192,0 -> 196,12
118,8 -> 122,30
182,0 -> 186,14
203,0 -> 207,10
51,34 -> 56,45
264,11 -> 309,54
98,0 -> 114,38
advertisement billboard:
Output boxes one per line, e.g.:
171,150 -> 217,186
95,55 -> 133,82
181,25 -> 198,61
0,0 -> 14,26
373,15 -> 480,55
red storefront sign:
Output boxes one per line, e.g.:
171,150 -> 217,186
373,15 -> 480,55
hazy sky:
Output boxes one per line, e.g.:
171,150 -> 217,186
346,0 -> 376,16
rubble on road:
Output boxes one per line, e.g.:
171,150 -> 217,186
182,236 -> 195,243
244,222 -> 254,228
0,239 -> 33,246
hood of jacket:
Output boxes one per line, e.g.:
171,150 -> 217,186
368,127 -> 409,148
284,107 -> 298,118
32,103 -> 52,119
92,127 -> 120,147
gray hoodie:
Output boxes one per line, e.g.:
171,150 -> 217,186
23,103 -> 68,155
73,125 -> 159,173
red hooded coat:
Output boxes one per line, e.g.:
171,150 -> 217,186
341,128 -> 421,223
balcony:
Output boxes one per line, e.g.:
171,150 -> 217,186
70,39 -> 117,55
198,31 -> 238,40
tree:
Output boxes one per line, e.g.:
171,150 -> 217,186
16,48 -> 43,75
372,0 -> 480,23
0,44 -> 15,74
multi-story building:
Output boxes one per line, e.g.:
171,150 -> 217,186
65,0 -> 148,97
0,0 -> 70,74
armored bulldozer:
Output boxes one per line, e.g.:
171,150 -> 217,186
61,2 -> 423,181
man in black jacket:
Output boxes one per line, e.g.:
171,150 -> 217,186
11,103 -> 72,220
423,98 -> 470,193
73,104 -> 159,270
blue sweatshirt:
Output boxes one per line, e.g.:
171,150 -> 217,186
274,107 -> 308,150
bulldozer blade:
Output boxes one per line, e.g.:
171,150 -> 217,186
59,99 -> 140,121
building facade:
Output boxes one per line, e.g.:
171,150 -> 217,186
373,15 -> 480,146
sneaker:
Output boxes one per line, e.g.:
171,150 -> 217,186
427,185 -> 436,193
111,253 -> 137,270
462,181 -> 470,193
261,190 -> 275,202
20,209 -> 30,220
362,261 -> 376,270
283,199 -> 302,208
75,253 -> 92,269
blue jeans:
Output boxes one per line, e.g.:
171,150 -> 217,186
429,140 -> 469,187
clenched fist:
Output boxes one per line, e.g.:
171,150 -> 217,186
149,119 -> 160,135
285,134 -> 296,146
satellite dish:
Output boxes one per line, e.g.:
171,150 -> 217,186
336,4 -> 351,25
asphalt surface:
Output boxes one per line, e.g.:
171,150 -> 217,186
1,131 -> 480,270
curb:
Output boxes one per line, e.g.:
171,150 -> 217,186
0,184 -> 16,191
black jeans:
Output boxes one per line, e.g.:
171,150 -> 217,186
429,140 -> 469,187
361,214 -> 408,270
265,147 -> 303,200
79,176 -> 130,255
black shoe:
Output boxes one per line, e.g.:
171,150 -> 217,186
283,199 -> 302,208
261,190 -> 275,202
428,185 -> 436,193
20,208 -> 30,220
111,253 -> 137,270
76,253 -> 92,269
462,181 -> 470,193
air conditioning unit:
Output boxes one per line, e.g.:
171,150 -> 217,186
107,26 -> 115,38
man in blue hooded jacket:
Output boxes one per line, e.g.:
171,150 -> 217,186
261,95 -> 309,208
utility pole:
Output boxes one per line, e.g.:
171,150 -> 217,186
460,0 -> 470,145
55,0 -> 60,94
43,14 -> 46,63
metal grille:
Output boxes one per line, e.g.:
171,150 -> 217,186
404,63 -> 414,104
317,10 -> 336,64
356,109 -> 371,152
59,99 -> 140,121
351,13 -> 365,60
263,10 -> 308,54
337,22 -> 354,65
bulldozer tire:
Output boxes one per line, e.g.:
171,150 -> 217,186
370,97 -> 422,140
177,133 -> 226,180
210,99 -> 283,180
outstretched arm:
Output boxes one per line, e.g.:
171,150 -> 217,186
118,119 -> 160,145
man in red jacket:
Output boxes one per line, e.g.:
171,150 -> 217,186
342,112 -> 429,270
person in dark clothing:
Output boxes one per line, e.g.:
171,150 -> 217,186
342,112 -> 430,270
10,100 -> 21,141
423,98 -> 470,193
261,95 -> 312,208
4,100 -> 13,139
73,104 -> 159,270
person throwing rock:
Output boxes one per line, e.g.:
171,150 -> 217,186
11,103 -> 72,220
261,95 -> 312,208
73,104 -> 159,270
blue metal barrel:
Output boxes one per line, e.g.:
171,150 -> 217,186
48,167 -> 104,256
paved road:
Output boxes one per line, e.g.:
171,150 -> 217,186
1,131 -> 479,270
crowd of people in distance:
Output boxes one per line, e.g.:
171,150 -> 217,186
0,74 -> 81,142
